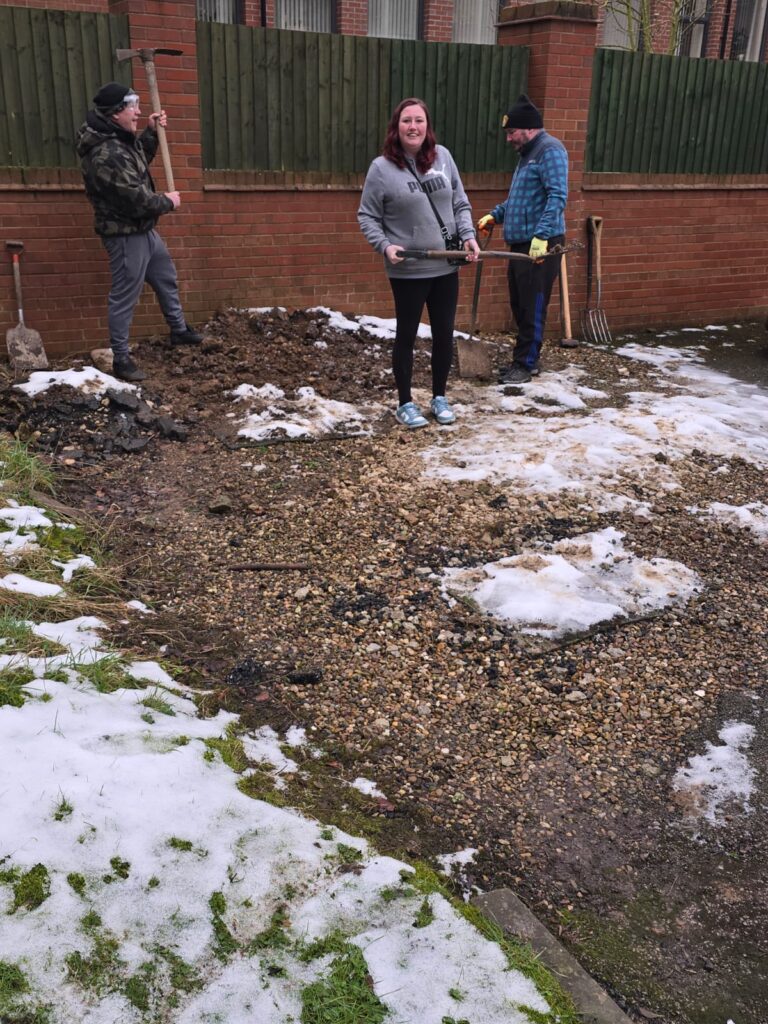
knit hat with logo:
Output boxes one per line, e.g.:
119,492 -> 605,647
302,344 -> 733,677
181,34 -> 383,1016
93,82 -> 135,114
501,94 -> 543,130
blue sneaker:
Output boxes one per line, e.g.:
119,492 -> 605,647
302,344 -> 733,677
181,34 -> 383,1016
430,396 -> 456,425
395,401 -> 428,429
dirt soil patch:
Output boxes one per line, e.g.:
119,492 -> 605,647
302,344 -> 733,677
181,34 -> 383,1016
4,308 -> 766,1024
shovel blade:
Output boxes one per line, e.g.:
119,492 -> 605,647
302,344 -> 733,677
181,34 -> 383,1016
6,324 -> 48,374
457,335 -> 493,380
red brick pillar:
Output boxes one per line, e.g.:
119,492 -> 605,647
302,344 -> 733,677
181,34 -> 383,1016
423,0 -> 454,41
242,0 -> 263,27
108,0 -> 203,193
498,1 -> 598,180
336,0 -> 368,34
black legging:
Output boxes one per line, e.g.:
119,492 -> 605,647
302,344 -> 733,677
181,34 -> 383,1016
388,272 -> 459,407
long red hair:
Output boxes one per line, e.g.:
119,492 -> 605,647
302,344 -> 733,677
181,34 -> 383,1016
382,97 -> 437,173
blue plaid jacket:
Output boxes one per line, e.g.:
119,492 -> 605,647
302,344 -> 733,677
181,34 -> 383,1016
490,131 -> 568,244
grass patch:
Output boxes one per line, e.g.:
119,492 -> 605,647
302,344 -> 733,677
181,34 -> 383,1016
67,873 -> 86,897
157,947 -> 202,996
335,843 -> 364,865
237,771 -> 288,807
413,896 -> 434,928
0,864 -> 51,914
300,944 -> 387,1024
0,613 -> 66,658
297,930 -> 349,964
65,930 -> 123,995
204,725 -> 249,773
140,692 -> 176,716
109,857 -> 130,880
53,797 -> 73,821
247,905 -> 292,954
167,837 -> 194,852
71,655 -> 141,695
209,891 -> 238,961
0,439 -> 54,499
0,666 -> 34,709
0,961 -> 29,998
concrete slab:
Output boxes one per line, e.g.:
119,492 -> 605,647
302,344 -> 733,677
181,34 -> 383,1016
472,888 -> 635,1024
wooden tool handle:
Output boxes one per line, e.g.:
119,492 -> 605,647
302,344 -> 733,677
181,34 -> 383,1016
588,216 -> 603,284
11,253 -> 24,324
145,61 -> 175,192
559,254 -> 572,338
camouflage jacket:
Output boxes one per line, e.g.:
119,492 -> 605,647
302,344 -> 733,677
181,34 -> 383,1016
76,111 -> 174,237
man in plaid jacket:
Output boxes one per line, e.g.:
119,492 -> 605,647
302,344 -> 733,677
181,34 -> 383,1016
478,95 -> 568,384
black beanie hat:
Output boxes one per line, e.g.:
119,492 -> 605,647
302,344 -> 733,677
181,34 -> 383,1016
502,94 -> 543,130
93,82 -> 131,113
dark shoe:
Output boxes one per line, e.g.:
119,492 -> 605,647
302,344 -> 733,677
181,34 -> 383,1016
169,323 -> 203,345
498,363 -> 532,385
112,355 -> 146,382
531,361 -> 541,377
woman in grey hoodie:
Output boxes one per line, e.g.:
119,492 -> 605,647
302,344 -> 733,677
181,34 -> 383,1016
358,98 -> 479,428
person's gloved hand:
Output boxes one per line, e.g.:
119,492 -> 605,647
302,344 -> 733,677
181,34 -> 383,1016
477,214 -> 495,234
529,237 -> 548,261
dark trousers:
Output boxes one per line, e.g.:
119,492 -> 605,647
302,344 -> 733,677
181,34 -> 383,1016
101,229 -> 186,357
388,272 -> 459,407
506,234 -> 564,369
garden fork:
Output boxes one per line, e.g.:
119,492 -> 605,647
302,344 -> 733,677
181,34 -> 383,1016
581,215 -> 612,344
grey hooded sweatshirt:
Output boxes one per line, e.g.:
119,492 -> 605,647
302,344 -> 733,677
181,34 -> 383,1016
357,145 -> 475,279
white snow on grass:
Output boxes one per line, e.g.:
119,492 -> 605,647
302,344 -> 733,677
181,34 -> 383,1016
441,527 -> 702,638
0,572 -> 63,597
688,501 -> 768,543
0,649 -> 552,1024
230,383 -> 372,440
14,366 -> 135,397
350,776 -> 386,798
0,502 -> 54,529
672,721 -> 756,824
52,555 -> 96,582
125,599 -> 155,615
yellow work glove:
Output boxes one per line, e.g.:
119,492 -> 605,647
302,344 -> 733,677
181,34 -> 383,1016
477,214 -> 495,234
529,236 -> 548,261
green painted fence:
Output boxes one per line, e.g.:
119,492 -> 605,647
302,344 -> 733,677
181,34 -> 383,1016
0,6 -> 131,168
587,47 -> 768,174
197,24 -> 528,173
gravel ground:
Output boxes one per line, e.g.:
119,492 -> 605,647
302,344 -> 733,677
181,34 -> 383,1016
5,308 -> 767,1024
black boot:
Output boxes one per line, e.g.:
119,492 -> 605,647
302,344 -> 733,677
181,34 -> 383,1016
112,355 -> 146,382
169,323 -> 203,345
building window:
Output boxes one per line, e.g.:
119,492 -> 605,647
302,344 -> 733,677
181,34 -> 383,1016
676,0 -> 710,57
730,0 -> 768,59
600,0 -> 644,50
197,0 -> 242,23
276,0 -> 334,31
453,0 -> 501,44
369,0 -> 421,40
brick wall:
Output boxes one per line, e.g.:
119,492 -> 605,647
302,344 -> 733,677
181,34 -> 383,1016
2,0 -> 768,361
241,0 -> 262,27
423,0 -> 454,41
336,0 -> 366,34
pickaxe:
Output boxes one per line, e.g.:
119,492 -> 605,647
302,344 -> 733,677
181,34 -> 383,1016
115,47 -> 183,190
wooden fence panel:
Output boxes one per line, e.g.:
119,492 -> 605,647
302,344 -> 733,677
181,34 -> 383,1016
587,47 -> 768,175
196,23 -> 528,173
0,6 -> 130,168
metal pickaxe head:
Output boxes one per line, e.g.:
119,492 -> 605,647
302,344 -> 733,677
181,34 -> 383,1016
116,47 -> 183,64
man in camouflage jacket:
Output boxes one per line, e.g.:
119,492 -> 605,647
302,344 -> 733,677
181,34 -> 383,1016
76,81 -> 201,381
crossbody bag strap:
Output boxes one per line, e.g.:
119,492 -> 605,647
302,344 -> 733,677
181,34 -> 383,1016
406,163 -> 452,244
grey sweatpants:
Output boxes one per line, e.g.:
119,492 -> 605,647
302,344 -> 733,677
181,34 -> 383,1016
101,230 -> 185,357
